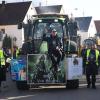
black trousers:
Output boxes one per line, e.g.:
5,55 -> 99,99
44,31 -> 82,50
49,49 -> 62,81
49,49 -> 61,65
0,66 -> 6,82
0,81 -> 1,87
83,60 -> 86,74
86,63 -> 98,86
86,74 -> 96,86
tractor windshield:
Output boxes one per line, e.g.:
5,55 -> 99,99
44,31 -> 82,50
32,20 -> 64,53
33,22 -> 63,39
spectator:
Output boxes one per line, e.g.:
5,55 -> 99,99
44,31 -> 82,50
86,45 -> 99,89
0,46 -> 7,92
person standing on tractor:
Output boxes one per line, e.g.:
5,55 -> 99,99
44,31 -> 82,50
47,29 -> 62,82
86,44 -> 99,89
67,17 -> 79,41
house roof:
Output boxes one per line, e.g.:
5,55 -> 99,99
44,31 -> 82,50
35,5 -> 62,14
0,1 -> 32,25
94,20 -> 100,33
75,16 -> 92,32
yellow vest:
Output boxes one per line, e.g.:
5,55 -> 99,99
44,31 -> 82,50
86,49 -> 99,66
0,50 -> 5,66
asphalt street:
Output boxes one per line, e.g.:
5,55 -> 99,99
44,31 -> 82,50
0,72 -> 100,100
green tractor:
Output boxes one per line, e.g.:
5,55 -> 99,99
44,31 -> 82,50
11,14 -> 82,90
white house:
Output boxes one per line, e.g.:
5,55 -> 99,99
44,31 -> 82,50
0,1 -> 37,48
75,16 -> 97,45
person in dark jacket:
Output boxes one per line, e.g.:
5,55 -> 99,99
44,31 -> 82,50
48,29 -> 62,66
67,17 -> 79,39
86,45 -> 99,89
81,45 -> 87,74
47,29 -> 62,81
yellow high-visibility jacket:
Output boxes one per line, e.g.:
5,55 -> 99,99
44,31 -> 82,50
86,49 -> 99,66
0,49 -> 5,66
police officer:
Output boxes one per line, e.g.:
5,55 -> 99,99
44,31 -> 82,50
0,47 -> 6,91
86,45 -> 99,89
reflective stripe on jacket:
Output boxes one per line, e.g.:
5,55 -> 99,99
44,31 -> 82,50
86,49 -> 99,66
0,50 -> 5,66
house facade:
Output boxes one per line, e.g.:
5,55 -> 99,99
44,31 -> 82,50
0,1 -> 37,48
75,16 -> 97,45
94,20 -> 100,35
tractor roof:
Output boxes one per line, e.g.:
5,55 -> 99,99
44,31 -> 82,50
32,14 -> 69,21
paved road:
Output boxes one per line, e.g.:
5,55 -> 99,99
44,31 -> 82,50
0,72 -> 100,100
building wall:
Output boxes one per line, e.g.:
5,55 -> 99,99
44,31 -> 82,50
77,19 -> 97,45
0,25 -> 23,48
60,7 -> 65,14
77,31 -> 88,45
23,3 -> 37,24
88,19 -> 97,37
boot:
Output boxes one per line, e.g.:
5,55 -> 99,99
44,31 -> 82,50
92,83 -> 96,89
87,82 -> 91,88
87,84 -> 91,88
0,87 -> 1,92
2,81 -> 8,88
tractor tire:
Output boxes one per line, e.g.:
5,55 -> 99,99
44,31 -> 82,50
16,81 -> 29,90
66,79 -> 79,89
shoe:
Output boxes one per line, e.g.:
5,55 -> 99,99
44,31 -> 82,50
3,85 -> 8,88
92,85 -> 96,89
0,87 -> 1,92
87,84 -> 90,88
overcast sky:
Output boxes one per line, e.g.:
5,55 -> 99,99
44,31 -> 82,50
0,0 -> 100,20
